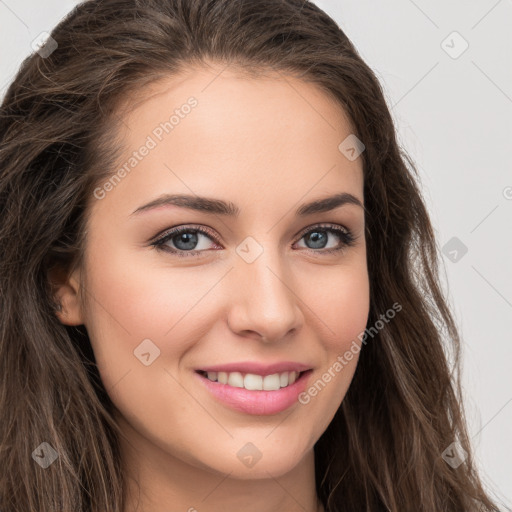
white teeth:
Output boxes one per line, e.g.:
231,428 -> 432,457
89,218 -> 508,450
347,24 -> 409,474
263,373 -> 281,391
227,371 -> 244,388
244,373 -> 263,390
203,370 -> 301,390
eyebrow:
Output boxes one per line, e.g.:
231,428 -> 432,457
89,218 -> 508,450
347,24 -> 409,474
131,192 -> 364,217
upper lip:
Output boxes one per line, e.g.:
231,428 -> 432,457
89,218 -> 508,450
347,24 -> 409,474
196,361 -> 313,376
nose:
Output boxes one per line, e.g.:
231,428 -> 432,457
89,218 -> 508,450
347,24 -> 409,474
225,245 -> 303,343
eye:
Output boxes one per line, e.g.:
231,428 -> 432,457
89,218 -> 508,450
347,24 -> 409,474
294,223 -> 356,254
150,223 -> 356,258
151,225 -> 220,257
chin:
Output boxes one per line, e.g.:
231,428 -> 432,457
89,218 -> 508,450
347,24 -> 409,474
196,437 -> 314,480
227,453 -> 307,480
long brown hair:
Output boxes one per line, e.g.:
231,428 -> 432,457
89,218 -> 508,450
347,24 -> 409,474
0,0 -> 503,510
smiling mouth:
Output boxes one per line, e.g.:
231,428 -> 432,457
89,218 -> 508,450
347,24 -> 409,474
195,369 -> 309,391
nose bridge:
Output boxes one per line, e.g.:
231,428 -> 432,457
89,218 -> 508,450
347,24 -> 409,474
227,235 -> 301,340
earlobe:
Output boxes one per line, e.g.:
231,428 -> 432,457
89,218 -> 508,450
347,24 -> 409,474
49,266 -> 85,326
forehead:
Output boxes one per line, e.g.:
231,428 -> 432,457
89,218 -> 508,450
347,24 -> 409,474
94,64 -> 364,218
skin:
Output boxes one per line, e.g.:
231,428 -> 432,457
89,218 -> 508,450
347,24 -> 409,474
53,62 -> 370,512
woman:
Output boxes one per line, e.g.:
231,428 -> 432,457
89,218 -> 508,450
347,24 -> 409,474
0,0 -> 503,510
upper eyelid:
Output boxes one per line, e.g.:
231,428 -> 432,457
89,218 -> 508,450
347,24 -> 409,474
295,222 -> 350,237
152,224 -> 217,244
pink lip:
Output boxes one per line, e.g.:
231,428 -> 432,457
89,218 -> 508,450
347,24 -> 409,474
196,361 -> 312,376
194,369 -> 313,416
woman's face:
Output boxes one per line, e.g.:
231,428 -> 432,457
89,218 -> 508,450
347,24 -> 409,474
60,63 -> 369,479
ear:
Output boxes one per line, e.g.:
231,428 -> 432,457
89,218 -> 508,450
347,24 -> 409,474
48,265 -> 85,326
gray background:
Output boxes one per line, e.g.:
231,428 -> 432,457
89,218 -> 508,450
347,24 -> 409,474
1,0 -> 510,507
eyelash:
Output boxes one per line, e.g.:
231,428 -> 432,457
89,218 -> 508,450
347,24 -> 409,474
150,223 -> 357,258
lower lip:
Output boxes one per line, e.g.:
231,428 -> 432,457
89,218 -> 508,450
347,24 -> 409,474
194,370 -> 312,415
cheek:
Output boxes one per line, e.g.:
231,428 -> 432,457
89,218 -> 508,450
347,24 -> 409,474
84,230 -> 229,330
294,262 -> 369,416
302,260 -> 370,353
80,239 -> 223,390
